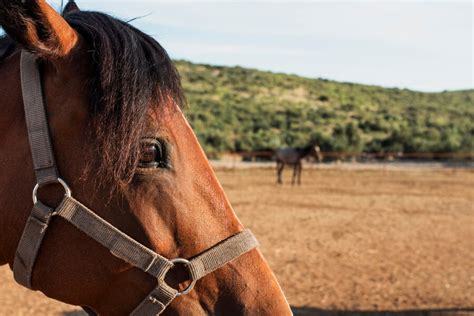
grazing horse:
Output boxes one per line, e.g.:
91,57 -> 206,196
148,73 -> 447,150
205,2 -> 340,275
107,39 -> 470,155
0,1 -> 292,315
275,145 -> 322,185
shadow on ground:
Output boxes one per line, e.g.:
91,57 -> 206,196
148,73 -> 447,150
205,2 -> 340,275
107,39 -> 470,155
291,307 -> 474,316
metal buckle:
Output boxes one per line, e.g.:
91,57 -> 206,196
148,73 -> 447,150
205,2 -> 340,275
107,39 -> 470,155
32,178 -> 72,205
170,258 -> 197,297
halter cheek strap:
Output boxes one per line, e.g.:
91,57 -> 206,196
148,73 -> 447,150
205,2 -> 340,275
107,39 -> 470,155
13,50 -> 259,315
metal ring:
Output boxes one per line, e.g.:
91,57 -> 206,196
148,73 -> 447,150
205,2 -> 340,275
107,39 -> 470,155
170,258 -> 197,297
32,178 -> 72,205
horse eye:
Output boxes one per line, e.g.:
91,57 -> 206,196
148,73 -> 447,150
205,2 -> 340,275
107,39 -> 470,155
139,140 -> 167,168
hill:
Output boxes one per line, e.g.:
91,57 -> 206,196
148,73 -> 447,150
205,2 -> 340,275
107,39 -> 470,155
175,60 -> 474,157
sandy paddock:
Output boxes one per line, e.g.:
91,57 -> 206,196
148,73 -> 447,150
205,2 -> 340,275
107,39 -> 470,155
0,165 -> 473,315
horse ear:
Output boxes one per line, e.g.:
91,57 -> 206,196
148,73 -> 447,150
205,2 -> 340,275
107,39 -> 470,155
0,0 -> 79,58
63,0 -> 80,16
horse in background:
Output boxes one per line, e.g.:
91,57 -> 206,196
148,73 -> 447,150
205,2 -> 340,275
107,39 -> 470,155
275,145 -> 323,185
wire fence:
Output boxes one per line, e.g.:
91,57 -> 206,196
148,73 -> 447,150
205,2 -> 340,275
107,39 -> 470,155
228,151 -> 474,161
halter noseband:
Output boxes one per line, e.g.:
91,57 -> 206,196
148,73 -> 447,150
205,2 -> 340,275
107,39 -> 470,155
13,50 -> 258,315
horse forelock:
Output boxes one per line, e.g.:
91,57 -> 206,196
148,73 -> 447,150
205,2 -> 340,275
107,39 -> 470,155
63,11 -> 186,185
2,10 -> 186,186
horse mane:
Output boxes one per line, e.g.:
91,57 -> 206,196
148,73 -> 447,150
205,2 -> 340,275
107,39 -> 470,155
66,11 -> 186,184
297,146 -> 314,156
2,11 -> 186,185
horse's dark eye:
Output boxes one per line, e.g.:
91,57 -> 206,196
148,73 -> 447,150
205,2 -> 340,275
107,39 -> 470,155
139,140 -> 167,168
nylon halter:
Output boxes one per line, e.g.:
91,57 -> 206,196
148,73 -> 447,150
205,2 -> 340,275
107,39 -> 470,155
13,50 -> 258,315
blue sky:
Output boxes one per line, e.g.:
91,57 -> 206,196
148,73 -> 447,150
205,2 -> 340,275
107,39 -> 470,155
11,1 -> 474,91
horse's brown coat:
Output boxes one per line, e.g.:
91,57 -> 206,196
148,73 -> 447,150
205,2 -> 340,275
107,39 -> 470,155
0,1 -> 291,314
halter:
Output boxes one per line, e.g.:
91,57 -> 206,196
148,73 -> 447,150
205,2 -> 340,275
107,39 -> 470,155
13,50 -> 258,315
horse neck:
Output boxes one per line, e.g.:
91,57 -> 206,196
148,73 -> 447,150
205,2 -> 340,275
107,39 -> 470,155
297,146 -> 313,158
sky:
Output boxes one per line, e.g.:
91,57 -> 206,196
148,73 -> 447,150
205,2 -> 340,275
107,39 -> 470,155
5,1 -> 474,92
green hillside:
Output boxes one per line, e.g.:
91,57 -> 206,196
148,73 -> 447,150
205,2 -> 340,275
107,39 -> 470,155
176,60 -> 474,157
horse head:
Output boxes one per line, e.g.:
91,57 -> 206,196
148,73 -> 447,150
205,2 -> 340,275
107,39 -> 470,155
0,1 -> 291,314
312,145 -> 323,163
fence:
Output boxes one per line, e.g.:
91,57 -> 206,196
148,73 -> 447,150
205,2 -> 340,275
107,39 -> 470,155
227,151 -> 474,161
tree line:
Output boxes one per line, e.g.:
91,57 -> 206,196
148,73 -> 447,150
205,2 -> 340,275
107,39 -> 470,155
176,61 -> 474,158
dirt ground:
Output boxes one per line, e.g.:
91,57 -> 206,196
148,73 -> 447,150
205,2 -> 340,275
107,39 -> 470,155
1,165 -> 473,315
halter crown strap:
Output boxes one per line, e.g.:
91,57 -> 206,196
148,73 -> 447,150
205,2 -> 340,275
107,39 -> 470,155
13,50 -> 259,315
20,51 -> 59,185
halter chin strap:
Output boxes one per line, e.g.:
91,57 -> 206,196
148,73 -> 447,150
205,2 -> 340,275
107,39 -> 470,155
13,50 -> 259,315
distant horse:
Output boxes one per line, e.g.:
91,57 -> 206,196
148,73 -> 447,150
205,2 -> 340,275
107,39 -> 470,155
0,1 -> 292,315
275,145 -> 323,185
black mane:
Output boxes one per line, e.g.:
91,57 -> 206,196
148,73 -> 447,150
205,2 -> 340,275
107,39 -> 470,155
65,11 -> 185,184
2,11 -> 186,184
296,146 -> 314,156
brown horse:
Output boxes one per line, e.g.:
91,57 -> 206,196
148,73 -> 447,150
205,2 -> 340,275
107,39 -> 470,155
275,145 -> 322,185
0,1 -> 291,315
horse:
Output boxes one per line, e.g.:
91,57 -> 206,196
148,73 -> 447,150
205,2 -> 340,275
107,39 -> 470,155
275,145 -> 323,185
0,1 -> 292,315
